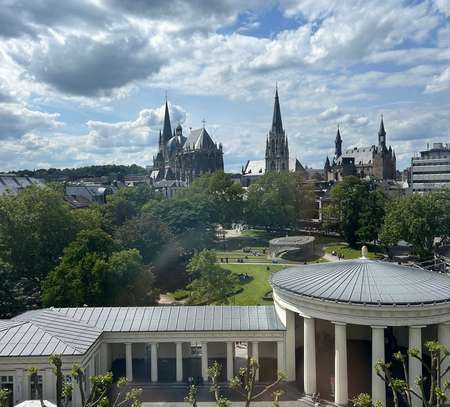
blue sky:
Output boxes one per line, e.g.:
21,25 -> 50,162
0,0 -> 449,172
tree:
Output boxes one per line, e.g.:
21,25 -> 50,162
208,361 -> 230,407
245,172 -> 314,231
186,250 -> 238,304
178,172 -> 245,226
42,229 -> 157,307
0,388 -> 10,407
28,367 -> 44,407
380,191 -> 449,259
354,341 -> 449,407
0,186 -> 79,305
229,357 -> 285,407
325,177 -> 386,246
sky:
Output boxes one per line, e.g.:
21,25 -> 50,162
0,0 -> 449,173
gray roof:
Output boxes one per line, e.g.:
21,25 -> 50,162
0,306 -> 284,357
55,306 -> 284,332
0,174 -> 45,196
271,259 -> 450,306
184,128 -> 216,151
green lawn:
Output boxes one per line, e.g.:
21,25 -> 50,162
221,263 -> 286,305
324,243 -> 384,260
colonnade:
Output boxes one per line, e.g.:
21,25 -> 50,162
121,340 -> 286,383
301,316 -> 450,406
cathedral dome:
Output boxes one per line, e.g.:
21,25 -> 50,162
167,136 -> 179,154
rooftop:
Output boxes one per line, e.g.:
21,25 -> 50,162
270,258 -> 450,306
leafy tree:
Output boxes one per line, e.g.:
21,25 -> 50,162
186,250 -> 238,304
0,260 -> 26,318
28,367 -> 44,406
178,172 -> 244,226
380,191 -> 449,259
0,388 -> 10,407
42,229 -> 157,306
147,198 -> 215,251
0,186 -> 79,307
208,361 -> 230,407
326,177 -> 386,246
245,172 -> 314,231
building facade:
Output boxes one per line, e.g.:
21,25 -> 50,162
325,117 -> 396,181
151,100 -> 224,185
1,253 -> 450,406
411,142 -> 450,192
265,87 -> 290,173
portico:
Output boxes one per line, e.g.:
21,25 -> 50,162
271,251 -> 450,405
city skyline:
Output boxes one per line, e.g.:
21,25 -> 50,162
0,0 -> 449,173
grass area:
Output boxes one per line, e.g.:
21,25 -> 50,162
215,246 -> 270,262
221,263 -> 285,305
324,243 -> 384,260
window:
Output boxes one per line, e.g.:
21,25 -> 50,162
0,376 -> 14,406
30,375 -> 43,400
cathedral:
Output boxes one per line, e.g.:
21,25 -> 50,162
151,99 -> 224,185
324,116 -> 396,182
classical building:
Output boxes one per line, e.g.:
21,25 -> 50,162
0,174 -> 45,196
411,142 -> 450,192
151,99 -> 224,185
325,117 -> 396,181
2,250 -> 450,406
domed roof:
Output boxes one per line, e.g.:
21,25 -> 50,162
270,258 -> 450,306
167,136 -> 179,153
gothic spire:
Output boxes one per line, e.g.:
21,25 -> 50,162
324,156 -> 331,170
378,114 -> 386,149
271,86 -> 284,134
162,99 -> 172,144
335,125 -> 342,158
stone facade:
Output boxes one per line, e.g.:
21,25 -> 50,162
325,118 -> 396,181
265,87 -> 290,173
151,100 -> 224,185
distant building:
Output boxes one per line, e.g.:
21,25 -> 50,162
0,174 -> 45,196
151,99 -> 224,185
324,117 -> 396,181
242,87 -> 306,186
411,142 -> 450,192
64,183 -> 113,208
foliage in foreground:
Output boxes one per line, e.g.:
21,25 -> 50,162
353,340 -> 450,407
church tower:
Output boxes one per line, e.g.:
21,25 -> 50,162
265,86 -> 289,173
335,126 -> 342,158
378,114 -> 386,150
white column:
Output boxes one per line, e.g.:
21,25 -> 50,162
438,323 -> 450,385
277,340 -> 285,375
334,322 -> 348,406
43,368 -> 55,402
285,309 -> 296,381
176,342 -> 183,383
252,342 -> 259,382
71,375 -> 81,407
304,317 -> 317,395
100,342 -> 109,373
227,342 -> 234,381
201,342 -> 209,382
409,326 -> 424,407
151,343 -> 158,383
371,326 -> 386,407
125,343 -> 133,382
14,369 -> 25,404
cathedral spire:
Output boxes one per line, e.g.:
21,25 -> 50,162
378,114 -> 386,149
335,125 -> 342,158
271,86 -> 284,134
162,98 -> 172,144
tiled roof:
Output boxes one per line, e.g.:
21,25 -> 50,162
271,259 -> 450,306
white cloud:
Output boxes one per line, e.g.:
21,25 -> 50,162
424,67 -> 450,93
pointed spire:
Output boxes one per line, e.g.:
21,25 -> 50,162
162,98 -> 172,144
335,125 -> 342,158
378,114 -> 386,149
324,156 -> 331,170
378,114 -> 386,137
271,86 -> 284,134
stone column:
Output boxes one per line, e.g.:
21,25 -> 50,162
277,340 -> 285,375
43,368 -> 55,402
100,342 -> 109,373
125,343 -> 133,382
176,342 -> 183,383
14,369 -> 25,404
285,309 -> 296,381
371,326 -> 386,407
227,342 -> 234,381
72,375 -> 82,407
201,342 -> 209,382
409,326 -> 424,407
304,317 -> 317,395
252,342 -> 259,382
438,323 -> 450,385
151,343 -> 158,383
334,322 -> 348,406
